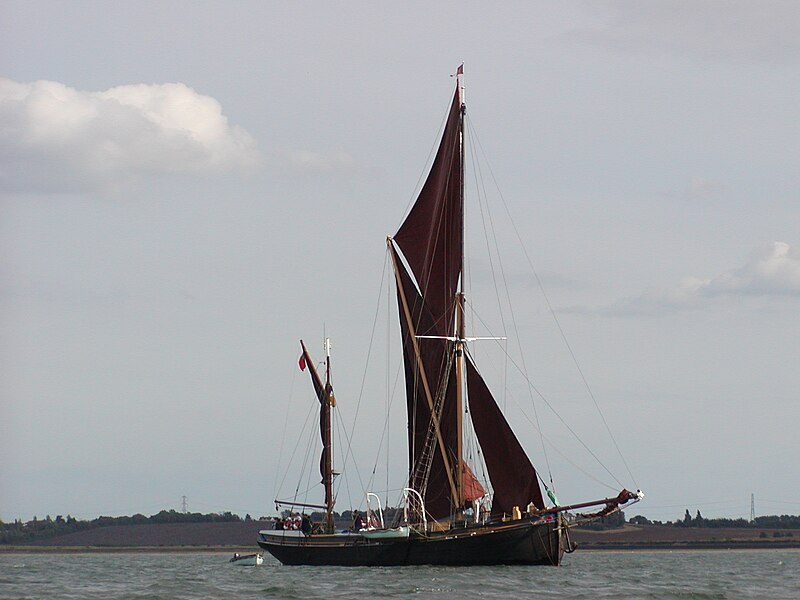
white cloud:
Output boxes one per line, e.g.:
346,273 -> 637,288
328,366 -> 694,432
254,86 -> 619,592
695,242 -> 800,297
595,242 -> 800,316
0,78 -> 259,192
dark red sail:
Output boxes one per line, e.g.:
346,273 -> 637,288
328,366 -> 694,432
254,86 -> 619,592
394,85 -> 463,337
466,356 -> 545,515
390,83 -> 465,520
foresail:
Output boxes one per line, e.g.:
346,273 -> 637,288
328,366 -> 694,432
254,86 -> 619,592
466,356 -> 545,515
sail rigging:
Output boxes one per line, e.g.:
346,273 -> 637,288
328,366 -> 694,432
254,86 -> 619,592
390,81 -> 546,519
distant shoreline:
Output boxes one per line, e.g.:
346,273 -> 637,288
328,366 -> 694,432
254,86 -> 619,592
576,541 -> 800,551
4,521 -> 799,553
0,546 -> 254,554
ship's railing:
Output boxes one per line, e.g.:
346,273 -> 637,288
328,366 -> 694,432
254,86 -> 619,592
365,492 -> 385,529
403,487 -> 428,532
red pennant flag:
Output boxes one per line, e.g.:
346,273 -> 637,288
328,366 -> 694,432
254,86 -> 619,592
298,354 -> 306,371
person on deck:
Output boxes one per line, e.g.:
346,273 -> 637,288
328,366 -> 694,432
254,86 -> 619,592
352,510 -> 365,531
367,511 -> 380,529
301,513 -> 312,536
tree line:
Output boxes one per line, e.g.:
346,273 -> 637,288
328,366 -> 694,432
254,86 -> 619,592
569,509 -> 800,531
627,511 -> 800,529
0,510 -> 244,545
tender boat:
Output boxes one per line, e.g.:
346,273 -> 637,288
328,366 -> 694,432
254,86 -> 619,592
229,552 -> 264,566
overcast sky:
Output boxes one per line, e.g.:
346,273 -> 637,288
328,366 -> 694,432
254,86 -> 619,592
2,1 -> 799,524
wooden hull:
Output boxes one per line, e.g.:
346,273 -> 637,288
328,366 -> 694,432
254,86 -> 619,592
258,516 -> 564,566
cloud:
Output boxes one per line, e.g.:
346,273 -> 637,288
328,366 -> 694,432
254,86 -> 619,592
586,242 -> 800,316
694,242 -> 800,297
567,1 -> 800,65
0,78 -> 259,192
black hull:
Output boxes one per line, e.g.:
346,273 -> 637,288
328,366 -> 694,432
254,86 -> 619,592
258,517 -> 565,566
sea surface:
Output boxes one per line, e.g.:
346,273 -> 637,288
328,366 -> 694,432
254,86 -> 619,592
1,550 -> 797,599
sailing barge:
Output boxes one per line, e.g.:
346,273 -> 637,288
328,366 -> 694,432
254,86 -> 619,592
259,71 -> 641,566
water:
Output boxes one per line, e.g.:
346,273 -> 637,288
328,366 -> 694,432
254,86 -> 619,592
1,550 -> 797,599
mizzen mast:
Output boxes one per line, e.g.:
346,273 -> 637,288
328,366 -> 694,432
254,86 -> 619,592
323,338 -> 335,533
295,338 -> 336,533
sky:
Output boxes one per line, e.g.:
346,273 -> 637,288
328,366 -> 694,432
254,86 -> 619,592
2,1 -> 799,524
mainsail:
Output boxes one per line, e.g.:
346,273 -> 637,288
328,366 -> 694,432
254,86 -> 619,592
391,82 -> 545,519
391,245 -> 462,519
394,86 -> 463,332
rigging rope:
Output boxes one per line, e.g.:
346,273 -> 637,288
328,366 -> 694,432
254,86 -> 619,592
275,381 -> 323,504
333,249 -> 390,509
465,305 -> 625,490
272,365 -> 297,504
468,118 -> 639,491
464,343 -> 618,492
295,388 -> 322,507
466,119 -> 555,487
394,98 -> 456,233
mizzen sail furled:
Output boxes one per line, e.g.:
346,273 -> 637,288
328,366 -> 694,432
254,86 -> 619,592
299,340 -> 335,530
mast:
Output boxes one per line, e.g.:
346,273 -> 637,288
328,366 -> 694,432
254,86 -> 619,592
298,339 -> 336,533
323,338 -> 334,532
392,71 -> 472,520
454,69 -> 466,516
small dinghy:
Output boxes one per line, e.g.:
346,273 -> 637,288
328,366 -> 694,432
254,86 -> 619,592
229,552 -> 264,566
